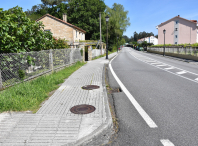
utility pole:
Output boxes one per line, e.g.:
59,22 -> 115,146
99,12 -> 102,55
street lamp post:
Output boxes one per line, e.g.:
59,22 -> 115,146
105,15 -> 109,59
117,36 -> 119,53
163,29 -> 166,56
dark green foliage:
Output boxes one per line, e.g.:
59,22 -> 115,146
0,6 -> 54,53
67,0 -> 106,40
53,37 -> 69,49
18,69 -> 25,80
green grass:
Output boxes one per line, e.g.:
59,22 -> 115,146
0,61 -> 86,113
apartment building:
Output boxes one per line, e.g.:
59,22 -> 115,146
156,15 -> 198,45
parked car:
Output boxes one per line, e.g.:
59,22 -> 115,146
138,47 -> 144,51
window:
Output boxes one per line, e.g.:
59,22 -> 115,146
175,35 -> 177,38
44,29 -> 51,32
76,30 -> 77,38
175,21 -> 179,24
175,42 -> 177,44
44,29 -> 52,35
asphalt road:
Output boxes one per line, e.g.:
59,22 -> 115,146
107,47 -> 198,146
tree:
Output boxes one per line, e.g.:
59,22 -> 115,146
133,31 -> 138,42
41,0 -> 68,7
0,6 -> 54,53
123,35 -> 129,43
105,3 -> 130,51
155,35 -> 158,38
67,0 -> 106,40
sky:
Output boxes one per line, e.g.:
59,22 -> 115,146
1,0 -> 198,38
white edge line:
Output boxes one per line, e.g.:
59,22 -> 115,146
130,52 -> 198,84
109,54 -> 158,128
160,139 -> 175,146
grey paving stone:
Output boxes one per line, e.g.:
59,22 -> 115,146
0,53 -> 116,145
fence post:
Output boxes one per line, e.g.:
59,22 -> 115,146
88,46 -> 92,61
0,69 -> 3,90
49,49 -> 54,72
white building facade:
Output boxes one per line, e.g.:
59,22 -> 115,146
137,36 -> 158,45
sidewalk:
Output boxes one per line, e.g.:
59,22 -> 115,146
0,52 -> 117,146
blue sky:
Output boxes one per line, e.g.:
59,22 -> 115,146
1,0 -> 198,38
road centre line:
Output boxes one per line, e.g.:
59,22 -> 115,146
129,52 -> 198,84
160,139 -> 175,146
109,54 -> 158,128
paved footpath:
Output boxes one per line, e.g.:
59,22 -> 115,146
0,53 -> 117,146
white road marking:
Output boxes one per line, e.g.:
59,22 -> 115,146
156,64 -> 167,67
150,62 -> 161,65
129,51 -> 198,84
160,139 -> 175,146
177,71 -> 187,75
164,67 -> 175,70
109,55 -> 158,128
195,78 -> 198,81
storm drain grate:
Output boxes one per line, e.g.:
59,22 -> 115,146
82,85 -> 100,90
70,104 -> 96,114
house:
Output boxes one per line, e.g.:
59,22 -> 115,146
137,36 -> 158,45
156,15 -> 198,45
36,13 -> 86,47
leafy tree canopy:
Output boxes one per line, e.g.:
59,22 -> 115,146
104,3 -> 130,51
67,0 -> 106,40
41,0 -> 69,7
0,6 -> 54,53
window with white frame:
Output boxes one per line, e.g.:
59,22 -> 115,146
76,30 -> 77,38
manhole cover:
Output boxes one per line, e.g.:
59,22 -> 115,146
82,85 -> 100,90
70,104 -> 96,114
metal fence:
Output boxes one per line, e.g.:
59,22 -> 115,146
0,48 -> 82,89
148,46 -> 198,56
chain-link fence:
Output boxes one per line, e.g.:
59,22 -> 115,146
0,48 -> 82,89
148,46 -> 198,56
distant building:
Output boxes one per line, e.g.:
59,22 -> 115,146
137,36 -> 158,45
156,15 -> 198,45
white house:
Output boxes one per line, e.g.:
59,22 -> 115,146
137,36 -> 158,45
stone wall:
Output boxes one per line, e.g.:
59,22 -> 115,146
148,47 -> 198,61
38,16 -> 74,42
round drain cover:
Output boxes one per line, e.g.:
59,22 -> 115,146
82,85 -> 100,90
70,104 -> 96,114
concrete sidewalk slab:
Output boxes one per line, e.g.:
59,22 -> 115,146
0,53 -> 117,146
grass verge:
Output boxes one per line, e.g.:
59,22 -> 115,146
0,61 -> 86,113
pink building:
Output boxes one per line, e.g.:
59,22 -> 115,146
156,15 -> 198,45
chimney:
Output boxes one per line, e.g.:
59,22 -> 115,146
178,15 -> 180,17
63,13 -> 67,22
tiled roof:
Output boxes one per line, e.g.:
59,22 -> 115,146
36,14 -> 86,33
158,15 -> 197,27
